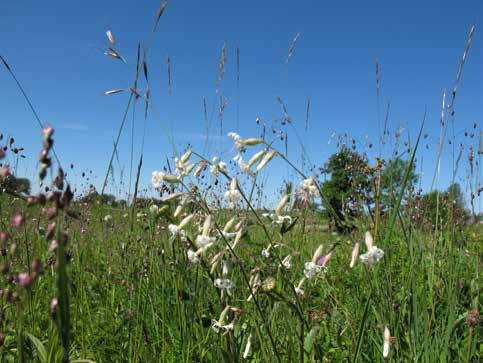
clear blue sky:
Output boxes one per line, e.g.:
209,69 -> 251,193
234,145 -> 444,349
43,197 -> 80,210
1,0 -> 481,211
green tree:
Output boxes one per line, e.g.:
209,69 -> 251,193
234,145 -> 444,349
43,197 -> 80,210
420,182 -> 468,228
320,146 -> 371,231
1,175 -> 31,195
379,157 -> 418,212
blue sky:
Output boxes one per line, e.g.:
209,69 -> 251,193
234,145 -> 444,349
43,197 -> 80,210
1,0 -> 481,211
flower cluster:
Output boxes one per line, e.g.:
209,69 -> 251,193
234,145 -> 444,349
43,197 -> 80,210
223,178 -> 242,208
359,231 -> 384,267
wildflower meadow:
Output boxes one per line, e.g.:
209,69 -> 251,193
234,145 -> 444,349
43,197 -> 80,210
0,1 -> 481,362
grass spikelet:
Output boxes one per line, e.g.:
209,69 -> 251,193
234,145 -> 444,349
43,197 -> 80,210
152,0 -> 168,34
104,47 -> 126,63
305,97 -> 310,131
106,30 -> 115,45
218,41 -> 227,83
104,89 -> 125,95
285,32 -> 301,64
451,25 -> 475,106
167,54 -> 171,95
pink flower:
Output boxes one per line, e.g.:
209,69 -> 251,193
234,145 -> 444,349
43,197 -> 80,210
317,249 -> 334,266
12,214 -> 25,227
17,272 -> 32,288
42,126 -> 54,139
1,165 -> 10,178
50,297 -> 58,314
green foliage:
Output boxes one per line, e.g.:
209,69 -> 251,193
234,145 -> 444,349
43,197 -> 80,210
1,175 -> 31,195
419,182 -> 469,228
320,146 -> 371,231
78,189 -> 118,206
0,177 -> 480,362
379,157 -> 418,212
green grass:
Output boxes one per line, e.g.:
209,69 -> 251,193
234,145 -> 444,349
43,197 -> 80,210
0,5 -> 480,362
0,187 -> 479,362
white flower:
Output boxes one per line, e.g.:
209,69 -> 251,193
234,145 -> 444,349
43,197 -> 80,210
261,248 -> 271,258
359,231 -> 384,266
210,157 -> 228,176
383,326 -> 391,358
228,132 -> 242,149
151,171 -> 164,189
264,213 -> 292,225
168,223 -> 188,241
168,224 -> 180,237
211,320 -> 234,334
214,278 -> 235,296
187,249 -> 200,264
300,177 -> 319,198
304,262 -> 321,279
304,261 -> 327,279
360,246 -> 384,266
281,255 -> 292,269
224,190 -> 242,208
103,214 -> 112,222
196,235 -> 216,249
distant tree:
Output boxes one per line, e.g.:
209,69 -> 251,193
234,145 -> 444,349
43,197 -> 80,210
320,146 -> 371,231
419,182 -> 468,228
1,175 -> 31,195
79,189 -> 117,206
379,157 -> 418,212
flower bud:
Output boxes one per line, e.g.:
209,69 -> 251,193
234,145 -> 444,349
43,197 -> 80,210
202,215 -> 212,236
12,214 -> 24,227
162,174 -> 181,184
247,150 -> 266,168
275,195 -> 289,215
230,178 -> 238,192
255,150 -> 277,172
311,244 -> 324,263
162,192 -> 184,202
241,138 -> 263,146
180,150 -> 192,164
179,214 -> 194,229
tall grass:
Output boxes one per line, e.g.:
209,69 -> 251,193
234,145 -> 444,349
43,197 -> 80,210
0,3 -> 480,362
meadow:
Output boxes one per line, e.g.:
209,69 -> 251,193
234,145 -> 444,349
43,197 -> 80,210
0,3 -> 481,362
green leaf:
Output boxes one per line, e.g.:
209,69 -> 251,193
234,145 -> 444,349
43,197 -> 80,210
304,326 -> 319,353
281,217 -> 298,234
25,333 -> 47,363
